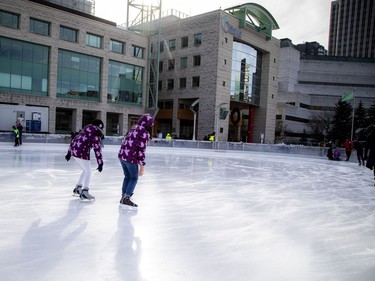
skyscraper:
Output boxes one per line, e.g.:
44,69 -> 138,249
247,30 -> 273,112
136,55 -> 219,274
328,0 -> 375,58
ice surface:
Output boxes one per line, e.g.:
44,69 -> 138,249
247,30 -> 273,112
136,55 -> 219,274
0,143 -> 374,281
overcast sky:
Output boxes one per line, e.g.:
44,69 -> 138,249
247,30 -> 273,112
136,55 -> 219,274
95,0 -> 332,48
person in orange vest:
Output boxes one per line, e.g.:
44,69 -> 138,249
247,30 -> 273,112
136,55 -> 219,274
343,139 -> 353,161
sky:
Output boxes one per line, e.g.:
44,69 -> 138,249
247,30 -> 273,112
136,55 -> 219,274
94,0 -> 332,48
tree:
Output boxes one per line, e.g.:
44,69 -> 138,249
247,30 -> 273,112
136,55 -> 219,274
354,100 -> 367,131
367,101 -> 375,127
309,110 -> 334,143
331,100 -> 352,144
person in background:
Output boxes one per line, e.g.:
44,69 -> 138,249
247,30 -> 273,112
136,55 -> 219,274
365,125 -> 375,186
343,139 -> 353,161
12,126 -> 20,147
165,133 -> 172,140
333,148 -> 341,161
65,119 -> 104,201
118,114 -> 153,209
16,119 -> 23,145
353,139 -> 365,166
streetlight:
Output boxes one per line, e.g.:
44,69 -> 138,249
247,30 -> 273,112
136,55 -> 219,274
190,99 -> 199,141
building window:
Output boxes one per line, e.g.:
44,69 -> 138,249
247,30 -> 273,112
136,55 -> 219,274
57,49 -> 101,100
86,33 -> 102,48
167,79 -> 174,90
230,42 -> 262,105
193,55 -> 201,66
110,39 -> 124,54
29,18 -> 50,36
0,10 -> 19,29
168,39 -> 176,51
60,26 -> 78,42
179,77 -> 186,88
158,80 -> 162,91
168,59 -> 175,70
192,76 -> 200,87
194,33 -> 202,45
180,57 -> 187,69
181,36 -> 188,48
225,37 -> 228,43
133,45 -> 144,59
107,60 -> 144,105
224,59 -> 227,65
159,42 -> 164,52
0,37 -> 49,95
159,61 -> 163,72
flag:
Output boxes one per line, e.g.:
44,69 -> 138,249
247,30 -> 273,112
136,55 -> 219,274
341,92 -> 354,101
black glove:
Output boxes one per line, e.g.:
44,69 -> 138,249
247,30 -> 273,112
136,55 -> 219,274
97,163 -> 103,172
65,152 -> 71,161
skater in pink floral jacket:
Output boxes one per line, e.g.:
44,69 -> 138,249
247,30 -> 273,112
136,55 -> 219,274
65,119 -> 104,200
118,114 -> 153,209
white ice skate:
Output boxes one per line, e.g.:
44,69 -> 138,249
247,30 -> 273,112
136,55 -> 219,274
72,185 -> 82,197
80,188 -> 95,201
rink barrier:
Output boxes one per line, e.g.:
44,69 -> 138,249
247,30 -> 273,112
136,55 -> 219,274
0,132 -> 350,159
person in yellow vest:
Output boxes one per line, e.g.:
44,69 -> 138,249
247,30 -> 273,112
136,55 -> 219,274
12,126 -> 20,147
165,133 -> 172,140
208,132 -> 215,141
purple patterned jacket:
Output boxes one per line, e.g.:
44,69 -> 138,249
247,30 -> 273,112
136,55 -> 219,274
69,124 -> 103,165
118,114 -> 154,166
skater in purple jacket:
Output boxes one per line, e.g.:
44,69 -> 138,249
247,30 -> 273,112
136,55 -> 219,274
65,119 -> 104,201
118,114 -> 153,209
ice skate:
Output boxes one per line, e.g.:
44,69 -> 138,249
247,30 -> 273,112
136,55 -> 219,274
119,195 -> 138,211
80,188 -> 95,201
72,185 -> 82,197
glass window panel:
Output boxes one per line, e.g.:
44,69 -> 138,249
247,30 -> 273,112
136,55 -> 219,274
29,18 -> 50,36
0,11 -> 19,29
0,72 -> 10,87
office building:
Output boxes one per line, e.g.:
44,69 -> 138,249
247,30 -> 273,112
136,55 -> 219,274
329,0 -> 375,58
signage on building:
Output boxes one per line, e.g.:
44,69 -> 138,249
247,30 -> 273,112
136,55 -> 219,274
221,16 -> 242,38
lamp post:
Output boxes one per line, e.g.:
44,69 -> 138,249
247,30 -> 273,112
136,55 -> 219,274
190,99 -> 199,141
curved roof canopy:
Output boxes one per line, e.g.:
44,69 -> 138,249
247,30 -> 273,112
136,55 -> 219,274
224,3 -> 279,40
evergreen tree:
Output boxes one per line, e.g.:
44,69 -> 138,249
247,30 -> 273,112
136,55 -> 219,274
354,101 -> 367,131
367,101 -> 375,127
331,100 -> 352,144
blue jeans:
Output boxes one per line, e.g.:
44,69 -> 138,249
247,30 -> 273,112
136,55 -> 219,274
119,159 -> 138,196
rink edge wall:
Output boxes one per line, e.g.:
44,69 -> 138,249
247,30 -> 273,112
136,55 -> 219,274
0,132 -> 350,159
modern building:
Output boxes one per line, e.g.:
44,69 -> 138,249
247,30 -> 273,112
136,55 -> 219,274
329,0 -> 375,58
0,0 -> 148,135
277,38 -> 375,144
1,0 -> 282,144
148,4 -> 280,143
295,41 -> 327,56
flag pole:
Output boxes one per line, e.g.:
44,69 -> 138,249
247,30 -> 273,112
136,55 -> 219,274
350,89 -> 356,141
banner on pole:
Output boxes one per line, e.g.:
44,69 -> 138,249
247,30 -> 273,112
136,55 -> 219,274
341,92 -> 354,101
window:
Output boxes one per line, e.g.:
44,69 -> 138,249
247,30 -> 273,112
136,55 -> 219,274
168,39 -> 176,51
0,37 -> 49,95
192,76 -> 200,87
133,45 -> 144,59
180,57 -> 187,69
60,26 -> 78,42
159,42 -> 164,52
181,36 -> 188,48
194,33 -> 202,45
179,78 -> 186,88
110,39 -> 124,54
168,59 -> 175,70
159,61 -> 163,72
167,79 -> 174,90
29,18 -> 50,36
86,33 -> 102,48
193,55 -> 201,66
57,50 -> 101,100
0,10 -> 19,29
158,80 -> 162,91
107,60 -> 144,105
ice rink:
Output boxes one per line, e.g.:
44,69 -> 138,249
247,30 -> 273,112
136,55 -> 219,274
0,142 -> 374,281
